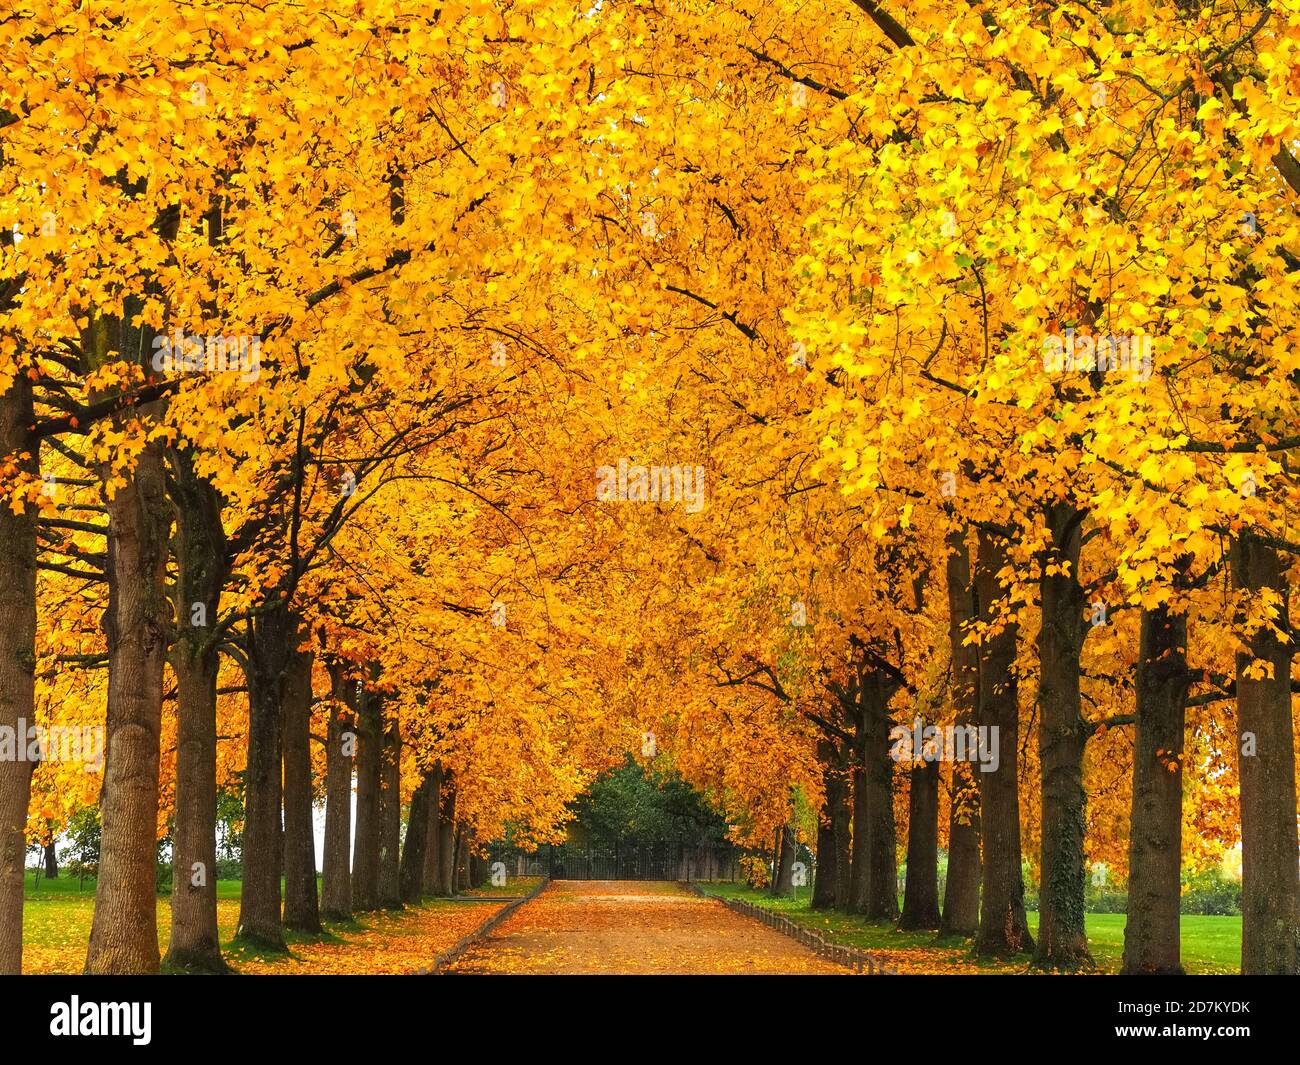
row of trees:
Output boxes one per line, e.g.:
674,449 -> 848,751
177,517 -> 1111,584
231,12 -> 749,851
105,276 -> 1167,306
537,0 -> 1300,974
2,0 -> 1298,976
1,1 -> 637,974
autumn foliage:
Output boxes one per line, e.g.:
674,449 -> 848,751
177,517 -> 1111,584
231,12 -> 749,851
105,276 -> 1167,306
1,0 -> 1299,977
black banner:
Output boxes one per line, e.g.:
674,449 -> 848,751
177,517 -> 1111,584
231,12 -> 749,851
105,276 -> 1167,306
3,973 -> 1288,1052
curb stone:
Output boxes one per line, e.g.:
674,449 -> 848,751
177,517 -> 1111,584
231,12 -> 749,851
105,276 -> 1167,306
684,882 -> 900,975
418,877 -> 550,975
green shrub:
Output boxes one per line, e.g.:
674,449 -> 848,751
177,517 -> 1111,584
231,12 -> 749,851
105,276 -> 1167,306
64,859 -> 98,881
986,864 -> 1241,917
65,807 -> 101,869
1022,863 -> 1039,911
1180,867 -> 1241,915
1087,890 -> 1128,914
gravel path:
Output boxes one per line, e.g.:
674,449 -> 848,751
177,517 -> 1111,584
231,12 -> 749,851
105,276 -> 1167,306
448,880 -> 847,975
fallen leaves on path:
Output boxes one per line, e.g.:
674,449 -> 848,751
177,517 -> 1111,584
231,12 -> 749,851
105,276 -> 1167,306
451,881 -> 850,975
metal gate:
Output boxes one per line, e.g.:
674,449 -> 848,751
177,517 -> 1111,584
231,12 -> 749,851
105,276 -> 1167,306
500,843 -> 738,881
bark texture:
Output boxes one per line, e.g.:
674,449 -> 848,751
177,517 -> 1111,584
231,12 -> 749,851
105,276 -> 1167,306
940,528 -> 981,936
861,671 -> 899,922
812,741 -> 843,911
163,447 -> 228,972
377,711 -> 403,909
1034,501 -> 1092,969
1231,536 -> 1300,974
899,759 -> 941,929
1122,601 -> 1190,974
236,603 -> 292,950
422,761 -> 444,895
351,682 -> 382,911
400,772 -> 434,904
282,641 -> 320,933
435,774 -> 456,896
0,373 -> 36,975
320,662 -> 355,920
973,530 -> 1034,957
86,427 -> 170,974
771,823 -> 796,897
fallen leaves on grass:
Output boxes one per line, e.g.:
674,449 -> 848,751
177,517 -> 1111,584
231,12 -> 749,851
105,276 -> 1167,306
234,902 -> 506,975
21,894 -> 504,976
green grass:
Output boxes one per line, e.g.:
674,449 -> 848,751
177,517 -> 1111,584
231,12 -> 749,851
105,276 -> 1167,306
21,870 -> 510,973
460,875 -> 543,898
702,884 -> 1242,974
22,873 -> 97,897
23,871 -> 242,899
1032,911 -> 1242,974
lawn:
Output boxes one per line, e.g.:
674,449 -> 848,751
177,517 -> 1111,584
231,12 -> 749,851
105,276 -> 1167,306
21,870 -> 538,975
701,883 -> 1242,975
23,872 -> 243,899
460,874 -> 544,898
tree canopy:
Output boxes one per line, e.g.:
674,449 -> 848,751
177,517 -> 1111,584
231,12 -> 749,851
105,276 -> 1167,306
2,0 -> 1298,977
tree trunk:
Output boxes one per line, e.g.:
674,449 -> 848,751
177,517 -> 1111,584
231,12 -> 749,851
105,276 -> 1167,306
1122,601 -> 1190,974
469,851 -> 487,890
831,748 -> 853,908
422,761 -> 444,895
43,841 -> 57,879
899,759 -> 941,929
351,681 -> 382,911
941,528 -> 981,936
436,776 -> 456,896
86,433 -> 171,974
812,741 -> 841,911
863,673 -> 899,922
771,823 -> 796,897
1231,536 -> 1300,974
377,711 -> 402,909
282,642 -> 320,933
973,529 -> 1034,956
81,198 -> 180,976
400,772 -> 434,903
235,603 -> 291,950
320,662 -> 354,921
1034,501 -> 1092,969
163,448 -> 228,972
454,828 -> 470,893
0,372 -> 36,975
847,733 -> 870,913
